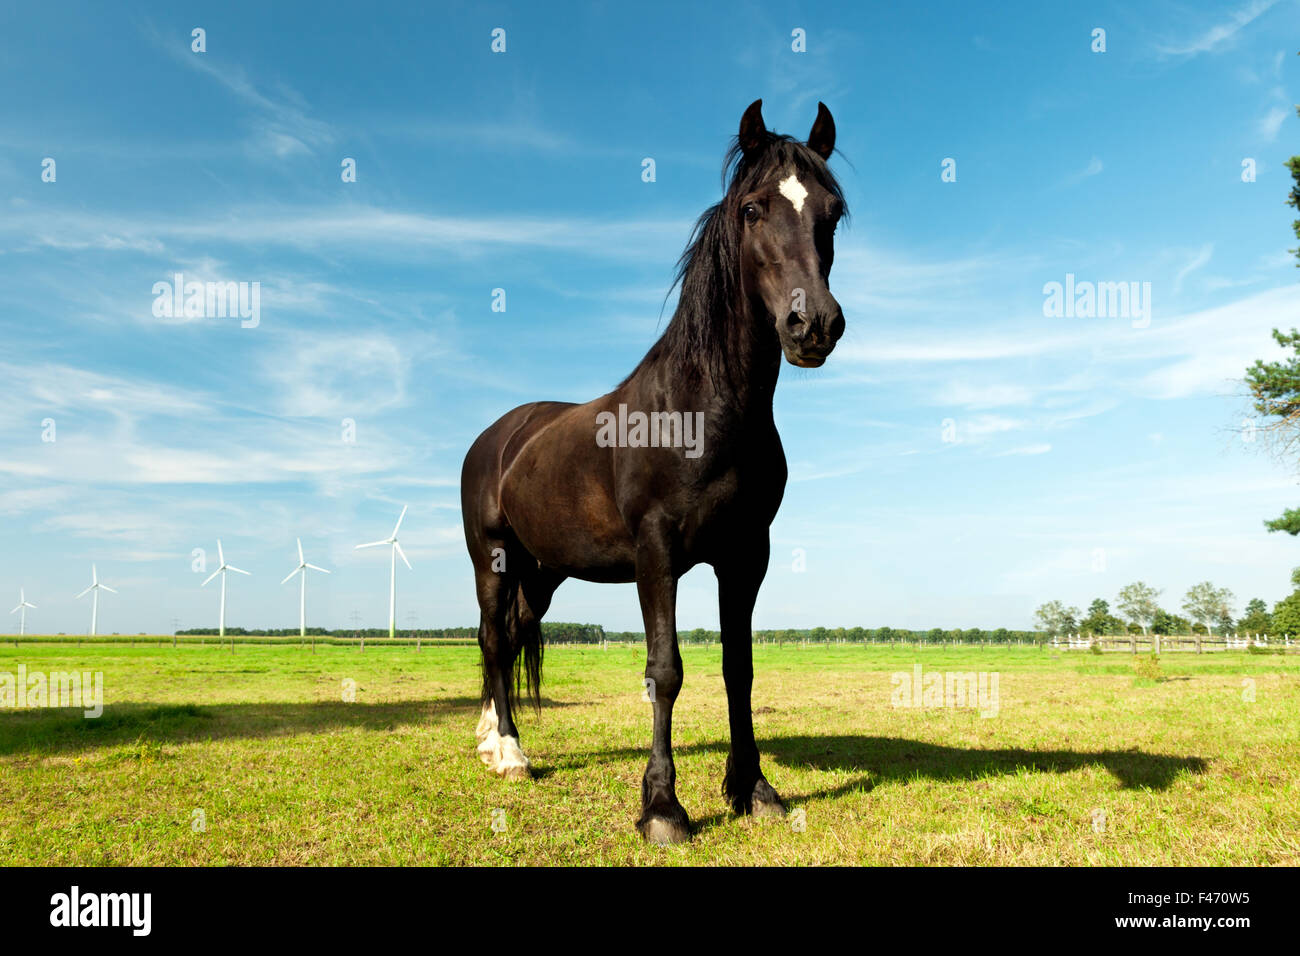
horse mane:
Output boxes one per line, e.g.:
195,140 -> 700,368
624,130 -> 847,391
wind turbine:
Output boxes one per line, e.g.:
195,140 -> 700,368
282,538 -> 330,646
202,540 -> 250,641
75,565 -> 116,637
10,588 -> 36,636
355,505 -> 411,639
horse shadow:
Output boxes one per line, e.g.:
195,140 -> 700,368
559,734 -> 1209,833
0,696 -> 578,757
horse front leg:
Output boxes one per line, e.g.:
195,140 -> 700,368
718,542 -> 786,817
634,530 -> 690,844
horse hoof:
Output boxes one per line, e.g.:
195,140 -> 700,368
751,779 -> 787,818
640,817 -> 691,845
497,763 -> 532,782
482,734 -> 531,780
637,803 -> 692,845
725,776 -> 787,817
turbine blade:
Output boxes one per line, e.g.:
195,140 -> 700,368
281,569 -> 300,585
395,542 -> 412,570
355,540 -> 387,549
227,566 -> 250,576
391,504 -> 408,538
27,602 -> 36,609
75,585 -> 92,599
297,538 -> 304,564
202,568 -> 221,587
100,585 -> 117,594
217,540 -> 225,565
305,564 -> 330,574
9,605 -> 19,614
92,564 -> 98,584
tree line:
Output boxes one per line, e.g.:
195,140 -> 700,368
607,627 -> 1042,644
173,625 -> 1044,644
175,622 -> 607,642
1033,574 -> 1300,638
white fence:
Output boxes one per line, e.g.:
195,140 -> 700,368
1049,633 -> 1292,653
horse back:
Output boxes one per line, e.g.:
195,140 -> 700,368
461,401 -> 576,540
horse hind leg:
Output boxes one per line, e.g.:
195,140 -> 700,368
490,568 -> 562,778
476,698 -> 528,779
489,566 -> 566,777
473,565 -> 534,781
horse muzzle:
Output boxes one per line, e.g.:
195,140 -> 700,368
780,309 -> 844,367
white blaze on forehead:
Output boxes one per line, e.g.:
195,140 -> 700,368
778,174 -> 808,214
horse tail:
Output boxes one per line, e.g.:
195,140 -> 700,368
506,582 -> 545,713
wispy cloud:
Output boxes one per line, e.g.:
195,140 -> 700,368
935,382 -> 1035,408
839,285 -> 1298,404
1154,0 -> 1279,57
961,414 -> 1027,441
0,359 -> 417,487
1259,105 -> 1289,140
1064,156 -> 1103,185
0,206 -> 689,261
996,443 -> 1052,457
145,21 -> 335,157
1174,244 -> 1213,292
260,333 -> 417,418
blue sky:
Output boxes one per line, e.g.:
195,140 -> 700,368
1,1 -> 1299,635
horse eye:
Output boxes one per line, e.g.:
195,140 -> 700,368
742,204 -> 759,224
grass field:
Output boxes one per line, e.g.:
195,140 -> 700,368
0,641 -> 1296,865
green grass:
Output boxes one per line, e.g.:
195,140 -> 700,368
0,641 -> 1296,865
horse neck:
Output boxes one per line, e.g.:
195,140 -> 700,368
712,299 -> 782,422
627,293 -> 781,424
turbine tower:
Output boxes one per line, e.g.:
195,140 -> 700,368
75,565 -> 116,637
355,505 -> 412,639
10,588 -> 36,636
202,540 -> 249,640
282,538 -> 330,640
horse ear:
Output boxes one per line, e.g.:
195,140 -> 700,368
807,102 -> 836,160
738,99 -> 766,159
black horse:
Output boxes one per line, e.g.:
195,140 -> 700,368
461,100 -> 846,843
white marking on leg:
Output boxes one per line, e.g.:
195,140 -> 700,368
495,734 -> 530,778
474,699 -> 498,744
473,700 -> 530,779
477,727 -> 501,765
778,174 -> 807,214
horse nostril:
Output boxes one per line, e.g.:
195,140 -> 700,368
784,312 -> 808,339
828,312 -> 845,341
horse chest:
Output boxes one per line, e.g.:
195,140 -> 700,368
683,447 -> 787,541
